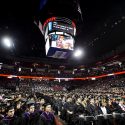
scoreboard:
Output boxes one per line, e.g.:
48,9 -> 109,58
48,21 -> 75,36
39,17 -> 76,59
43,17 -> 76,36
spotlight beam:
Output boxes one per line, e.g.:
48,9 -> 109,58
2,36 -> 13,48
74,49 -> 83,58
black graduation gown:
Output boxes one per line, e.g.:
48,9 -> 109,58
64,102 -> 75,125
107,103 -> 124,125
73,104 -> 86,125
14,109 -> 24,125
23,112 -> 40,125
85,104 -> 98,125
37,110 -> 43,116
40,112 -> 56,125
86,104 -> 98,116
52,100 -> 62,116
14,109 -> 24,117
2,115 -> 22,125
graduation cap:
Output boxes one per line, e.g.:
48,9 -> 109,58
27,94 -> 34,100
36,93 -> 44,98
115,97 -> 121,102
20,98 -> 27,103
38,95 -> 45,100
26,100 -> 35,108
43,103 -> 51,109
0,102 -> 7,109
3,95 -> 13,101
6,105 -> 15,113
15,100 -> 22,105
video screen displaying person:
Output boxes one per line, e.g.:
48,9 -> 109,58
51,34 -> 74,50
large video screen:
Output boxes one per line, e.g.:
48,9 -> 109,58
50,34 -> 74,50
48,21 -> 75,36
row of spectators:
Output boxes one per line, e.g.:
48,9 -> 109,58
0,61 -> 125,78
0,75 -> 124,124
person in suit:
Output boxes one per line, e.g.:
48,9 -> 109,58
97,101 -> 114,125
98,101 -> 111,115
118,99 -> 125,113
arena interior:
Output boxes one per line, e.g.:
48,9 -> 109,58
0,0 -> 125,125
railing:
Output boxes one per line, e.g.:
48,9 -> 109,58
74,113 -> 125,125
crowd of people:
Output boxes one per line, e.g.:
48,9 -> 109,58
0,75 -> 124,125
0,61 -> 125,79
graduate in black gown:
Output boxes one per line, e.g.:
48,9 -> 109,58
0,103 -> 6,125
40,103 -> 56,125
23,101 -> 40,125
14,101 -> 24,117
74,98 -> 86,125
36,97 -> 45,115
63,97 -> 75,125
0,103 -> 6,118
86,98 -> 98,116
2,105 -> 22,125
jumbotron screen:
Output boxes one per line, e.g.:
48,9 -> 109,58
42,17 -> 76,37
45,33 -> 74,59
40,17 -> 76,59
50,34 -> 74,50
48,21 -> 75,36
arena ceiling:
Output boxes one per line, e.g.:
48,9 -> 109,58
0,0 -> 125,66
